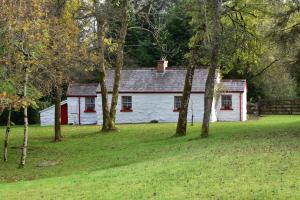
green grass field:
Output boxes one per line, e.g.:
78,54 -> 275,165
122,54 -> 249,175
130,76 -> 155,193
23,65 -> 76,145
0,116 -> 299,199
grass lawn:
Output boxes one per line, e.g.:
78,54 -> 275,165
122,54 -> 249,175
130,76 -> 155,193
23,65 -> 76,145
0,116 -> 299,199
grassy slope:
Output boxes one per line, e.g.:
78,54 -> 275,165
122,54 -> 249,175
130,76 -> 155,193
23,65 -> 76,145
0,116 -> 299,199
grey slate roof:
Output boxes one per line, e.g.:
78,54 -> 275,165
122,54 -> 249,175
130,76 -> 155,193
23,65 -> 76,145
67,83 -> 98,96
220,80 -> 246,92
100,69 -> 209,93
67,69 -> 246,96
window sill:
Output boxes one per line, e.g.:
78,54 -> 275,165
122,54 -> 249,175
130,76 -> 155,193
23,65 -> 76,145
120,109 -> 133,112
220,108 -> 233,111
84,110 -> 96,113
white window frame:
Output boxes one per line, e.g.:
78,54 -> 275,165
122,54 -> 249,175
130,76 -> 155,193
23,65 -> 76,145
85,97 -> 95,111
121,96 -> 132,111
174,96 -> 182,111
221,95 -> 232,110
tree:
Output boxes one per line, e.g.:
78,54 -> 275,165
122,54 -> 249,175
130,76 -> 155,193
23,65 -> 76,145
201,0 -> 222,138
0,0 -> 46,167
175,0 -> 208,136
79,0 -> 130,132
93,0 -> 112,131
109,0 -> 130,130
272,0 -> 300,95
43,0 -> 81,141
175,49 -> 197,136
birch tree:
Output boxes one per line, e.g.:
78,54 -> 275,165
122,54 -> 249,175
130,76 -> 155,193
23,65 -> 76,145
0,0 -> 46,167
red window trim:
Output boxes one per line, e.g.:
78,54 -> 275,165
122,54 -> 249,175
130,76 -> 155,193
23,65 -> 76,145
221,95 -> 233,111
120,109 -> 133,112
220,108 -> 233,111
121,96 -> 133,112
84,109 -> 96,113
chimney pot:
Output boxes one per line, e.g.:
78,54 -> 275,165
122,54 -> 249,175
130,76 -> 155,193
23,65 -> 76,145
157,59 -> 168,73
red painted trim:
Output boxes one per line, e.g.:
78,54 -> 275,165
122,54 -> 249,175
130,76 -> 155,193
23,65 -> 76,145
240,93 -> 242,121
84,110 -> 96,113
96,91 -> 244,94
67,95 -> 97,97
220,108 -> 233,111
78,97 -> 81,125
120,109 -> 133,112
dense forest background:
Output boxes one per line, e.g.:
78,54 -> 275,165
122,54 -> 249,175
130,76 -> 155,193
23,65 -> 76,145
79,0 -> 300,99
1,0 -> 299,124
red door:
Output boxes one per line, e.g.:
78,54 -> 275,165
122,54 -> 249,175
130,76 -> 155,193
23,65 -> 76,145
61,103 -> 68,125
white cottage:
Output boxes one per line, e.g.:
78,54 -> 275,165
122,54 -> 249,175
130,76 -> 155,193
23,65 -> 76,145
40,60 -> 247,126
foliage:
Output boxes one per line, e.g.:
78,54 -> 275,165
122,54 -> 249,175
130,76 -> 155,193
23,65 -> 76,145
255,64 -> 297,99
0,116 -> 299,198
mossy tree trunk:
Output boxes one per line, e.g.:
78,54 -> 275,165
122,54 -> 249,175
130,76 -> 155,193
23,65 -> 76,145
3,105 -> 11,162
201,0 -> 222,138
97,23 -> 111,132
109,0 -> 129,130
54,85 -> 62,141
175,52 -> 197,136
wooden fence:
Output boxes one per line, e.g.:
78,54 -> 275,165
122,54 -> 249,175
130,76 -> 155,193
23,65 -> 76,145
248,99 -> 300,115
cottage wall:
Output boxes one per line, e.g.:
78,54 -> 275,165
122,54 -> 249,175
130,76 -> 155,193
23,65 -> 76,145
40,100 -> 68,126
67,97 -> 97,125
96,93 -> 222,124
215,93 -> 244,121
40,107 -> 55,126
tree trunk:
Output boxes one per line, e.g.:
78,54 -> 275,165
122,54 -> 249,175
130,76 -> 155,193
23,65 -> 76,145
3,106 -> 11,162
20,73 -> 29,168
201,0 -> 222,138
109,0 -> 129,130
54,86 -> 62,141
175,52 -> 197,136
97,23 -> 111,132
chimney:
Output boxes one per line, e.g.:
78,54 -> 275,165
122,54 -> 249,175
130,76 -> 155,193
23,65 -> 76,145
157,59 -> 168,73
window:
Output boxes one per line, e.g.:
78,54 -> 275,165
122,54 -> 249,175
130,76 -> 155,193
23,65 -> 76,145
121,96 -> 132,112
221,95 -> 232,110
174,96 -> 182,112
85,97 -> 95,112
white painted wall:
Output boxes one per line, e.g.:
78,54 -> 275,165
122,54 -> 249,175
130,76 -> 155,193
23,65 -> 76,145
40,107 -> 55,126
96,93 -> 225,124
67,97 -> 97,125
40,100 -> 67,126
242,85 -> 247,121
41,92 -> 246,126
215,92 -> 246,122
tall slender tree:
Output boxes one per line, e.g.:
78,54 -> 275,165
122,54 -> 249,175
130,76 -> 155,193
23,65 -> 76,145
175,49 -> 197,136
44,0 -> 81,141
201,0 -> 222,138
93,0 -> 112,131
109,0 -> 129,130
